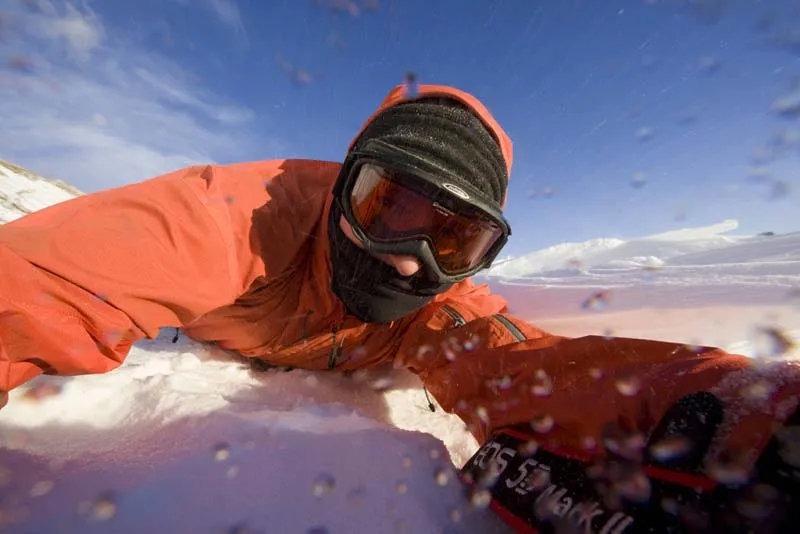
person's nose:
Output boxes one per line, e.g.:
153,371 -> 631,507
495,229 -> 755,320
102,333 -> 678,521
383,254 -> 422,276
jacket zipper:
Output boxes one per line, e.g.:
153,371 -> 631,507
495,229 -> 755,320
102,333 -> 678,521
441,304 -> 466,327
443,304 -> 527,341
425,304 -> 467,413
327,320 -> 346,369
492,314 -> 527,341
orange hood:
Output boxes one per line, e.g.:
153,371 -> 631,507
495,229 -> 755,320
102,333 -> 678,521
347,83 -> 513,205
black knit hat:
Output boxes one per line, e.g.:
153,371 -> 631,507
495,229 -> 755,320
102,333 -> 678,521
350,97 -> 508,208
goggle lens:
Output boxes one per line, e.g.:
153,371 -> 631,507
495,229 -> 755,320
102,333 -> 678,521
349,163 -> 504,274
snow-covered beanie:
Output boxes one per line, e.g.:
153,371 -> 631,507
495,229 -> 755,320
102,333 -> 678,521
350,97 -> 508,210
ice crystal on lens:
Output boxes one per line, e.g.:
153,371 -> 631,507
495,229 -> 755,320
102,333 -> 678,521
582,290 -> 610,312
311,473 -> 336,497
615,374 -> 642,397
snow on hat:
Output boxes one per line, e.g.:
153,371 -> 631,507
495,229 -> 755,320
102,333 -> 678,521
351,97 -> 509,209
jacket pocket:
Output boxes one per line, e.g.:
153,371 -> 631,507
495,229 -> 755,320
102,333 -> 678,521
442,304 -> 527,342
491,313 -> 527,342
441,304 -> 467,328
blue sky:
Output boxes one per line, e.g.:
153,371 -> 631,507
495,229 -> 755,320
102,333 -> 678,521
1,0 -> 799,255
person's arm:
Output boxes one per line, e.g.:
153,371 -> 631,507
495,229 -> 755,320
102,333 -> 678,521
400,297 -> 800,531
0,161 -> 289,395
399,294 -> 798,457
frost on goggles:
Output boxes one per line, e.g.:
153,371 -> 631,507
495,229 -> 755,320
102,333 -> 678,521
349,162 -> 504,274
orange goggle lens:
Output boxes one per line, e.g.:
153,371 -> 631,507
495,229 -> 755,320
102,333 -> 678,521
349,163 -> 504,274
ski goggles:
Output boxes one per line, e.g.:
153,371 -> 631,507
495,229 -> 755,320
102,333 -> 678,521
334,139 -> 511,281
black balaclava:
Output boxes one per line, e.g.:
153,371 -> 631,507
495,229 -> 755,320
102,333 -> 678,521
329,97 -> 508,324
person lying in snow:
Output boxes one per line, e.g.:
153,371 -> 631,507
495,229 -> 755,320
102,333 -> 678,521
0,83 -> 798,532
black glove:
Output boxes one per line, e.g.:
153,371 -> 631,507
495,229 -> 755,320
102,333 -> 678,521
460,392 -> 800,533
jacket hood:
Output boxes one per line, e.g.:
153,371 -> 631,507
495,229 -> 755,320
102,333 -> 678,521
316,84 -> 512,321
348,83 -> 513,204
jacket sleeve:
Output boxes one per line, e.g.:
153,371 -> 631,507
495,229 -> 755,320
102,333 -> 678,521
398,297 -> 800,464
0,163 -> 277,396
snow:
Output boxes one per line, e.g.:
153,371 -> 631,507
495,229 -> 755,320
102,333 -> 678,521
0,161 -> 83,224
0,334 -> 492,533
1,162 -> 799,533
482,218 -> 800,358
486,219 -> 745,278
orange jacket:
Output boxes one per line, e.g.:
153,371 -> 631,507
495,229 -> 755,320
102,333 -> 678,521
1,84 -> 798,474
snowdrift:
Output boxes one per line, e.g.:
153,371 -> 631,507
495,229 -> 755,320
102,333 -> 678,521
0,331 -> 505,533
487,219 -> 747,278
1,162 -> 798,533
481,220 -> 800,356
0,160 -> 83,224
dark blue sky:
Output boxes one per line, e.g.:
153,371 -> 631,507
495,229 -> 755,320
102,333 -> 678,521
2,0 -> 799,254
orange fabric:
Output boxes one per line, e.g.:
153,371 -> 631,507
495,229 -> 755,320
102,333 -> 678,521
1,84 -> 798,475
401,316 -> 800,468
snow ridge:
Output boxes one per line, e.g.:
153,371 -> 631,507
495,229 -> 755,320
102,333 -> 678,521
0,160 -> 82,224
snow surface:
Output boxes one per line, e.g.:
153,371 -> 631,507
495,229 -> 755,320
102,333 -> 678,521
0,162 -> 799,533
0,161 -> 83,224
482,219 -> 800,357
